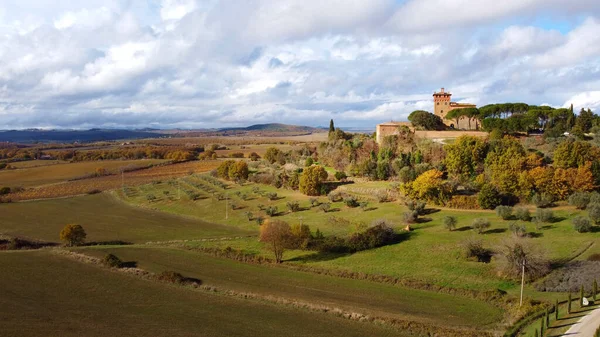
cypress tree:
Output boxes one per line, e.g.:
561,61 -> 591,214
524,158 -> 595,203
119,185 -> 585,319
594,279 -> 597,301
555,299 -> 559,320
329,119 -> 335,134
534,329 -> 538,337
568,293 -> 572,314
545,308 -> 550,327
540,317 -> 544,336
580,285 -> 585,307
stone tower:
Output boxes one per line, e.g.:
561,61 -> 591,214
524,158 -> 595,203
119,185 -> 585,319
433,87 -> 452,122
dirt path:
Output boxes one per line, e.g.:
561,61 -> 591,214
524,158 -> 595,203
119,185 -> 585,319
564,306 -> 600,336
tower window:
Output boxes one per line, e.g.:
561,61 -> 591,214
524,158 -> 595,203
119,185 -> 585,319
437,102 -> 439,105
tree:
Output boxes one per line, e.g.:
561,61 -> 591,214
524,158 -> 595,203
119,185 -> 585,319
249,152 -> 260,161
259,219 -> 293,263
472,218 -> 491,234
299,165 -> 328,196
573,216 -> 592,233
60,224 -> 87,247
553,139 -> 598,169
408,110 -> 445,130
575,108 -> 594,133
498,237 -> 549,281
305,157 -> 314,167
478,184 -> 502,210
264,147 -> 281,164
217,160 -> 235,179
329,119 -> 335,134
443,216 -> 457,231
228,160 -> 249,181
568,293 -> 572,314
555,299 -> 559,320
401,169 -> 452,204
444,135 -> 488,178
593,279 -> 598,301
580,285 -> 585,307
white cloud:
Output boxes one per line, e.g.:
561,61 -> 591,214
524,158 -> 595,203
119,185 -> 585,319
160,0 -> 197,21
563,91 -> 600,111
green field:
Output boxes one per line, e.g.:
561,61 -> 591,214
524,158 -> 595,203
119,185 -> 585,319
0,193 -> 251,243
0,159 -> 166,188
117,176 -> 599,293
76,246 -> 502,328
0,250 -> 407,337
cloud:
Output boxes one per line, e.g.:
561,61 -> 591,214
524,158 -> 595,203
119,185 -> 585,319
0,0 -> 598,129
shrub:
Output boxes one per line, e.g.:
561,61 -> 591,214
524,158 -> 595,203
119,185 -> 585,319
228,152 -> 244,158
249,152 -> 261,161
309,198 -> 320,207
573,216 -> 592,233
406,199 -> 426,215
359,201 -> 369,211
334,171 -> 347,181
0,187 -> 11,195
255,216 -> 265,226
286,201 -> 300,213
508,222 -> 527,237
328,191 -> 343,202
443,216 -> 457,231
532,193 -> 554,208
344,196 -> 360,208
587,203 -> 600,224
478,184 -> 502,210
102,254 -> 123,268
244,211 -> 254,221
472,218 -> 491,234
266,192 -> 278,200
403,210 -> 419,224
495,205 -> 513,220
157,271 -> 186,284
535,208 -> 554,223
319,202 -> 331,213
266,206 -> 278,217
446,195 -> 480,209
462,238 -> 492,262
304,157 -> 314,167
347,220 -> 396,252
514,207 -> 531,221
59,224 -> 86,247
569,192 -> 591,209
375,191 -> 390,203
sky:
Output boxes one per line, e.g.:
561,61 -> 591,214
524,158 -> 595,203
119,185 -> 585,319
0,0 -> 599,129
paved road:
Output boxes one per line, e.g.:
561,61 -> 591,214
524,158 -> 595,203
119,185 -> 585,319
564,306 -> 600,336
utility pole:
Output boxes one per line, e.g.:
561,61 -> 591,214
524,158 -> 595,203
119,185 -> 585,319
520,259 -> 526,307
225,193 -> 228,220
121,169 -> 125,193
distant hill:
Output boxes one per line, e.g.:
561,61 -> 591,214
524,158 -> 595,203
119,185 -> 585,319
0,129 -> 161,144
219,123 -> 323,133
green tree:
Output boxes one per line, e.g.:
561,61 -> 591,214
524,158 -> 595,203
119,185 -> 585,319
568,293 -> 572,314
580,285 -> 585,307
329,119 -> 335,134
553,139 -> 598,169
575,108 -> 594,133
59,224 -> 87,247
299,165 -> 328,196
443,216 -> 457,231
593,279 -> 598,301
478,184 -> 502,210
555,299 -> 559,320
444,135 -> 488,178
408,110 -> 445,130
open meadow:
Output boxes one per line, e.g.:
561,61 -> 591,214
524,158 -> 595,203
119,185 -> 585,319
0,250 -> 409,337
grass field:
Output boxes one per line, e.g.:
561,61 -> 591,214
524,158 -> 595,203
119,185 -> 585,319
0,193 -> 250,243
0,159 -> 166,188
8,160 -> 220,201
76,246 -> 503,328
0,250 -> 408,337
116,176 -> 599,293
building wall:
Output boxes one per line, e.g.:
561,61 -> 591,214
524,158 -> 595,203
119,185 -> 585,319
376,122 -> 414,144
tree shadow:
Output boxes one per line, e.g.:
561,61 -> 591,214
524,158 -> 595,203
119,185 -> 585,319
421,208 -> 440,215
120,261 -> 138,268
484,228 -> 507,234
550,217 -> 566,223
539,224 -> 555,230
85,240 -> 133,246
415,218 -> 433,224
182,276 -> 203,285
455,226 -> 472,232
287,252 -> 352,263
364,207 -> 378,212
590,226 -> 600,233
528,232 -> 544,238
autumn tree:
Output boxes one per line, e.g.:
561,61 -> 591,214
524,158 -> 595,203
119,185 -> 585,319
553,139 -> 598,169
60,224 -> 87,247
478,184 -> 502,210
484,136 -> 526,196
299,165 -> 328,196
264,147 -> 281,164
228,160 -> 249,181
259,219 -> 293,263
498,237 -> 550,281
401,169 -> 452,204
216,160 -> 235,179
444,135 -> 488,179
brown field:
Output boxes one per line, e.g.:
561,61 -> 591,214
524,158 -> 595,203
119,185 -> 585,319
0,159 -> 167,188
8,160 -> 220,201
135,133 -> 328,146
